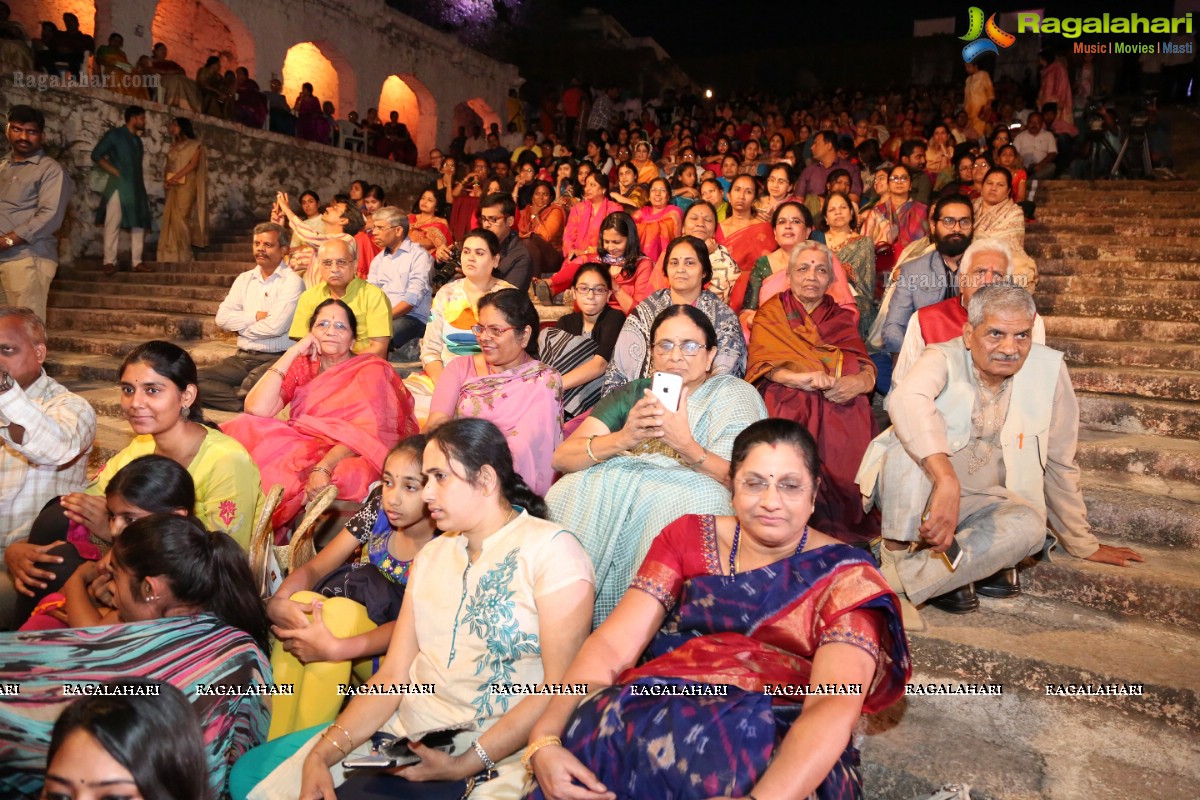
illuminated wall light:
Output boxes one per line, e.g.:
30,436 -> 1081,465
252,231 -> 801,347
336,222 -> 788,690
281,42 -> 339,115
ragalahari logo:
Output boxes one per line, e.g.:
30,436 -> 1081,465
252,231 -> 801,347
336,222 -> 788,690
960,7 -> 1016,63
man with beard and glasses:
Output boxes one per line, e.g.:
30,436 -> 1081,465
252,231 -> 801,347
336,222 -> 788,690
858,283 -> 1143,622
881,194 -> 974,360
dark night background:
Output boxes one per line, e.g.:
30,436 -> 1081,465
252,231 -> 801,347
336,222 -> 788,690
387,0 -> 1182,95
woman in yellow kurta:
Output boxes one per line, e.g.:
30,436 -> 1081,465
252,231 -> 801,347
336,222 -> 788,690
964,62 -> 995,137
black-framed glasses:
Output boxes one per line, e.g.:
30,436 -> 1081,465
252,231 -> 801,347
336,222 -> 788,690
574,286 -> 610,297
937,217 -> 973,229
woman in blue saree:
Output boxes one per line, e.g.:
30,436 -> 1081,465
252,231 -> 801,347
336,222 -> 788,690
527,419 -> 910,800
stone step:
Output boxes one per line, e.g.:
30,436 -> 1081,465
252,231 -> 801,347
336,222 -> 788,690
60,269 -> 239,287
47,332 -> 234,360
1069,365 -> 1200,403
1026,241 -> 1197,261
1078,392 -> 1200,440
1039,275 -> 1200,301
1037,208 -> 1200,220
53,280 -> 231,302
48,290 -> 221,317
46,307 -> 224,340
1041,315 -> 1200,344
862,670 -> 1200,800
910,593 -> 1198,728
1044,178 -> 1200,190
1022,541 -> 1200,632
1082,476 -> 1200,550
46,339 -> 239,384
73,257 -> 249,274
1037,258 -> 1200,280
1027,221 -> 1200,237
88,415 -> 134,475
1050,337 -> 1200,371
1078,429 -> 1200,487
1037,294 -> 1199,323
195,250 -> 259,263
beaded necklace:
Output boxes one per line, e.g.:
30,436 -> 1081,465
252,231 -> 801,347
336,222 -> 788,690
728,521 -> 808,577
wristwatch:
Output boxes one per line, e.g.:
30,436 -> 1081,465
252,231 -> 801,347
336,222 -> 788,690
0,371 -> 13,393
1,236 -> 13,249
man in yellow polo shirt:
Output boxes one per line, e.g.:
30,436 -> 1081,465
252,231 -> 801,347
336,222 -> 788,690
289,239 -> 390,357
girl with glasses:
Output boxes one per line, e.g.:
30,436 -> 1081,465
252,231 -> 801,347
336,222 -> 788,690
537,264 -> 627,422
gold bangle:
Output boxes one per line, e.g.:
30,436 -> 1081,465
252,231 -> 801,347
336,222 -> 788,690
268,367 -> 286,379
329,723 -> 353,749
689,447 -> 709,468
585,434 -> 602,464
320,731 -> 348,757
522,735 -> 563,772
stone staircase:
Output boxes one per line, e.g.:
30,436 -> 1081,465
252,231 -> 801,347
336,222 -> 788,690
860,180 -> 1200,800
43,182 -> 1200,800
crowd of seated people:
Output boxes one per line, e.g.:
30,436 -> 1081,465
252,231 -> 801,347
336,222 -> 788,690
0,63 -> 1161,799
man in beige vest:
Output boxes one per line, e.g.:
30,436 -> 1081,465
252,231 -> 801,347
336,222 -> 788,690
858,283 -> 1142,616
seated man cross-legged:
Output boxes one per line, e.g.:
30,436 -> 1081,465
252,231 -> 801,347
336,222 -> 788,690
858,282 -> 1142,615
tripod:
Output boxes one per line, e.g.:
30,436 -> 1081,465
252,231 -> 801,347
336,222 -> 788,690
1110,128 -> 1154,179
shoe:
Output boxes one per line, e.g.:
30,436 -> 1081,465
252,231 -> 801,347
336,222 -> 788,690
976,567 -> 1020,598
533,279 -> 552,306
132,263 -> 154,273
877,542 -> 926,632
102,263 -> 118,276
926,584 -> 979,614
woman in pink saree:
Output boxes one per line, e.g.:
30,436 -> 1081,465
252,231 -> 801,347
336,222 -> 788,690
426,289 -> 563,496
222,300 -> 418,536
537,172 -> 623,298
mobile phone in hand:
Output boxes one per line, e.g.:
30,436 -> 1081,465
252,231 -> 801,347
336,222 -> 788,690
651,371 -> 683,413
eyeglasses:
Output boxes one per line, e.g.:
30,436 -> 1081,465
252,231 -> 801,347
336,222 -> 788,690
471,324 -> 516,338
653,339 -> 706,356
574,286 -> 610,296
479,214 -> 506,225
889,175 -> 911,183
313,320 -> 351,332
735,477 -> 813,500
319,259 -> 353,268
937,216 -> 973,229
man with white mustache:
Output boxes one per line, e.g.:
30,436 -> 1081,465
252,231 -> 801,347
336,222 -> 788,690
858,283 -> 1142,619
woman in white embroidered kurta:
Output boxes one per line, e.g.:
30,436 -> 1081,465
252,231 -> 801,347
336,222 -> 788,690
295,418 -> 594,799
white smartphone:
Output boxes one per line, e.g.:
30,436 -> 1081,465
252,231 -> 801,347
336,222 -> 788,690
651,371 -> 683,413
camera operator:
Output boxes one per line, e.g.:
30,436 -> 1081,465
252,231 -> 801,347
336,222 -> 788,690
1068,103 -> 1121,179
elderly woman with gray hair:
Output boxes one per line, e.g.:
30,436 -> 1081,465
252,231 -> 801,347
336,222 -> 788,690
366,205 -> 434,353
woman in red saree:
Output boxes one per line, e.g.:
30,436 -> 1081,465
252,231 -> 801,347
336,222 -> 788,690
527,419 -> 908,800
222,300 -> 417,536
633,177 -> 683,265
718,175 -> 777,312
746,242 -> 879,543
407,188 -> 453,255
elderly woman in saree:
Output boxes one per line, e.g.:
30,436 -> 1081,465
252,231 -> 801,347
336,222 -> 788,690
602,236 -> 746,395
746,242 -> 880,544
633,177 -> 683,265
222,299 -> 418,535
426,289 -> 563,496
528,419 -> 909,800
972,167 -> 1025,251
158,117 -> 208,263
549,304 -> 766,622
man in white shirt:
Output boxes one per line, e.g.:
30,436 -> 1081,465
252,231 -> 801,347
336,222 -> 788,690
197,222 -> 304,411
0,307 -> 95,627
1014,112 -> 1058,180
366,207 -> 432,354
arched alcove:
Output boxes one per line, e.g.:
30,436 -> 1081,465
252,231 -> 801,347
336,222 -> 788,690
281,40 -> 356,127
378,74 -> 438,163
150,0 -> 254,75
452,98 -> 500,137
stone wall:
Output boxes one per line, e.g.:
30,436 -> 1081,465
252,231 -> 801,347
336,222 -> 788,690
2,80 -> 432,265
20,0 -> 521,158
